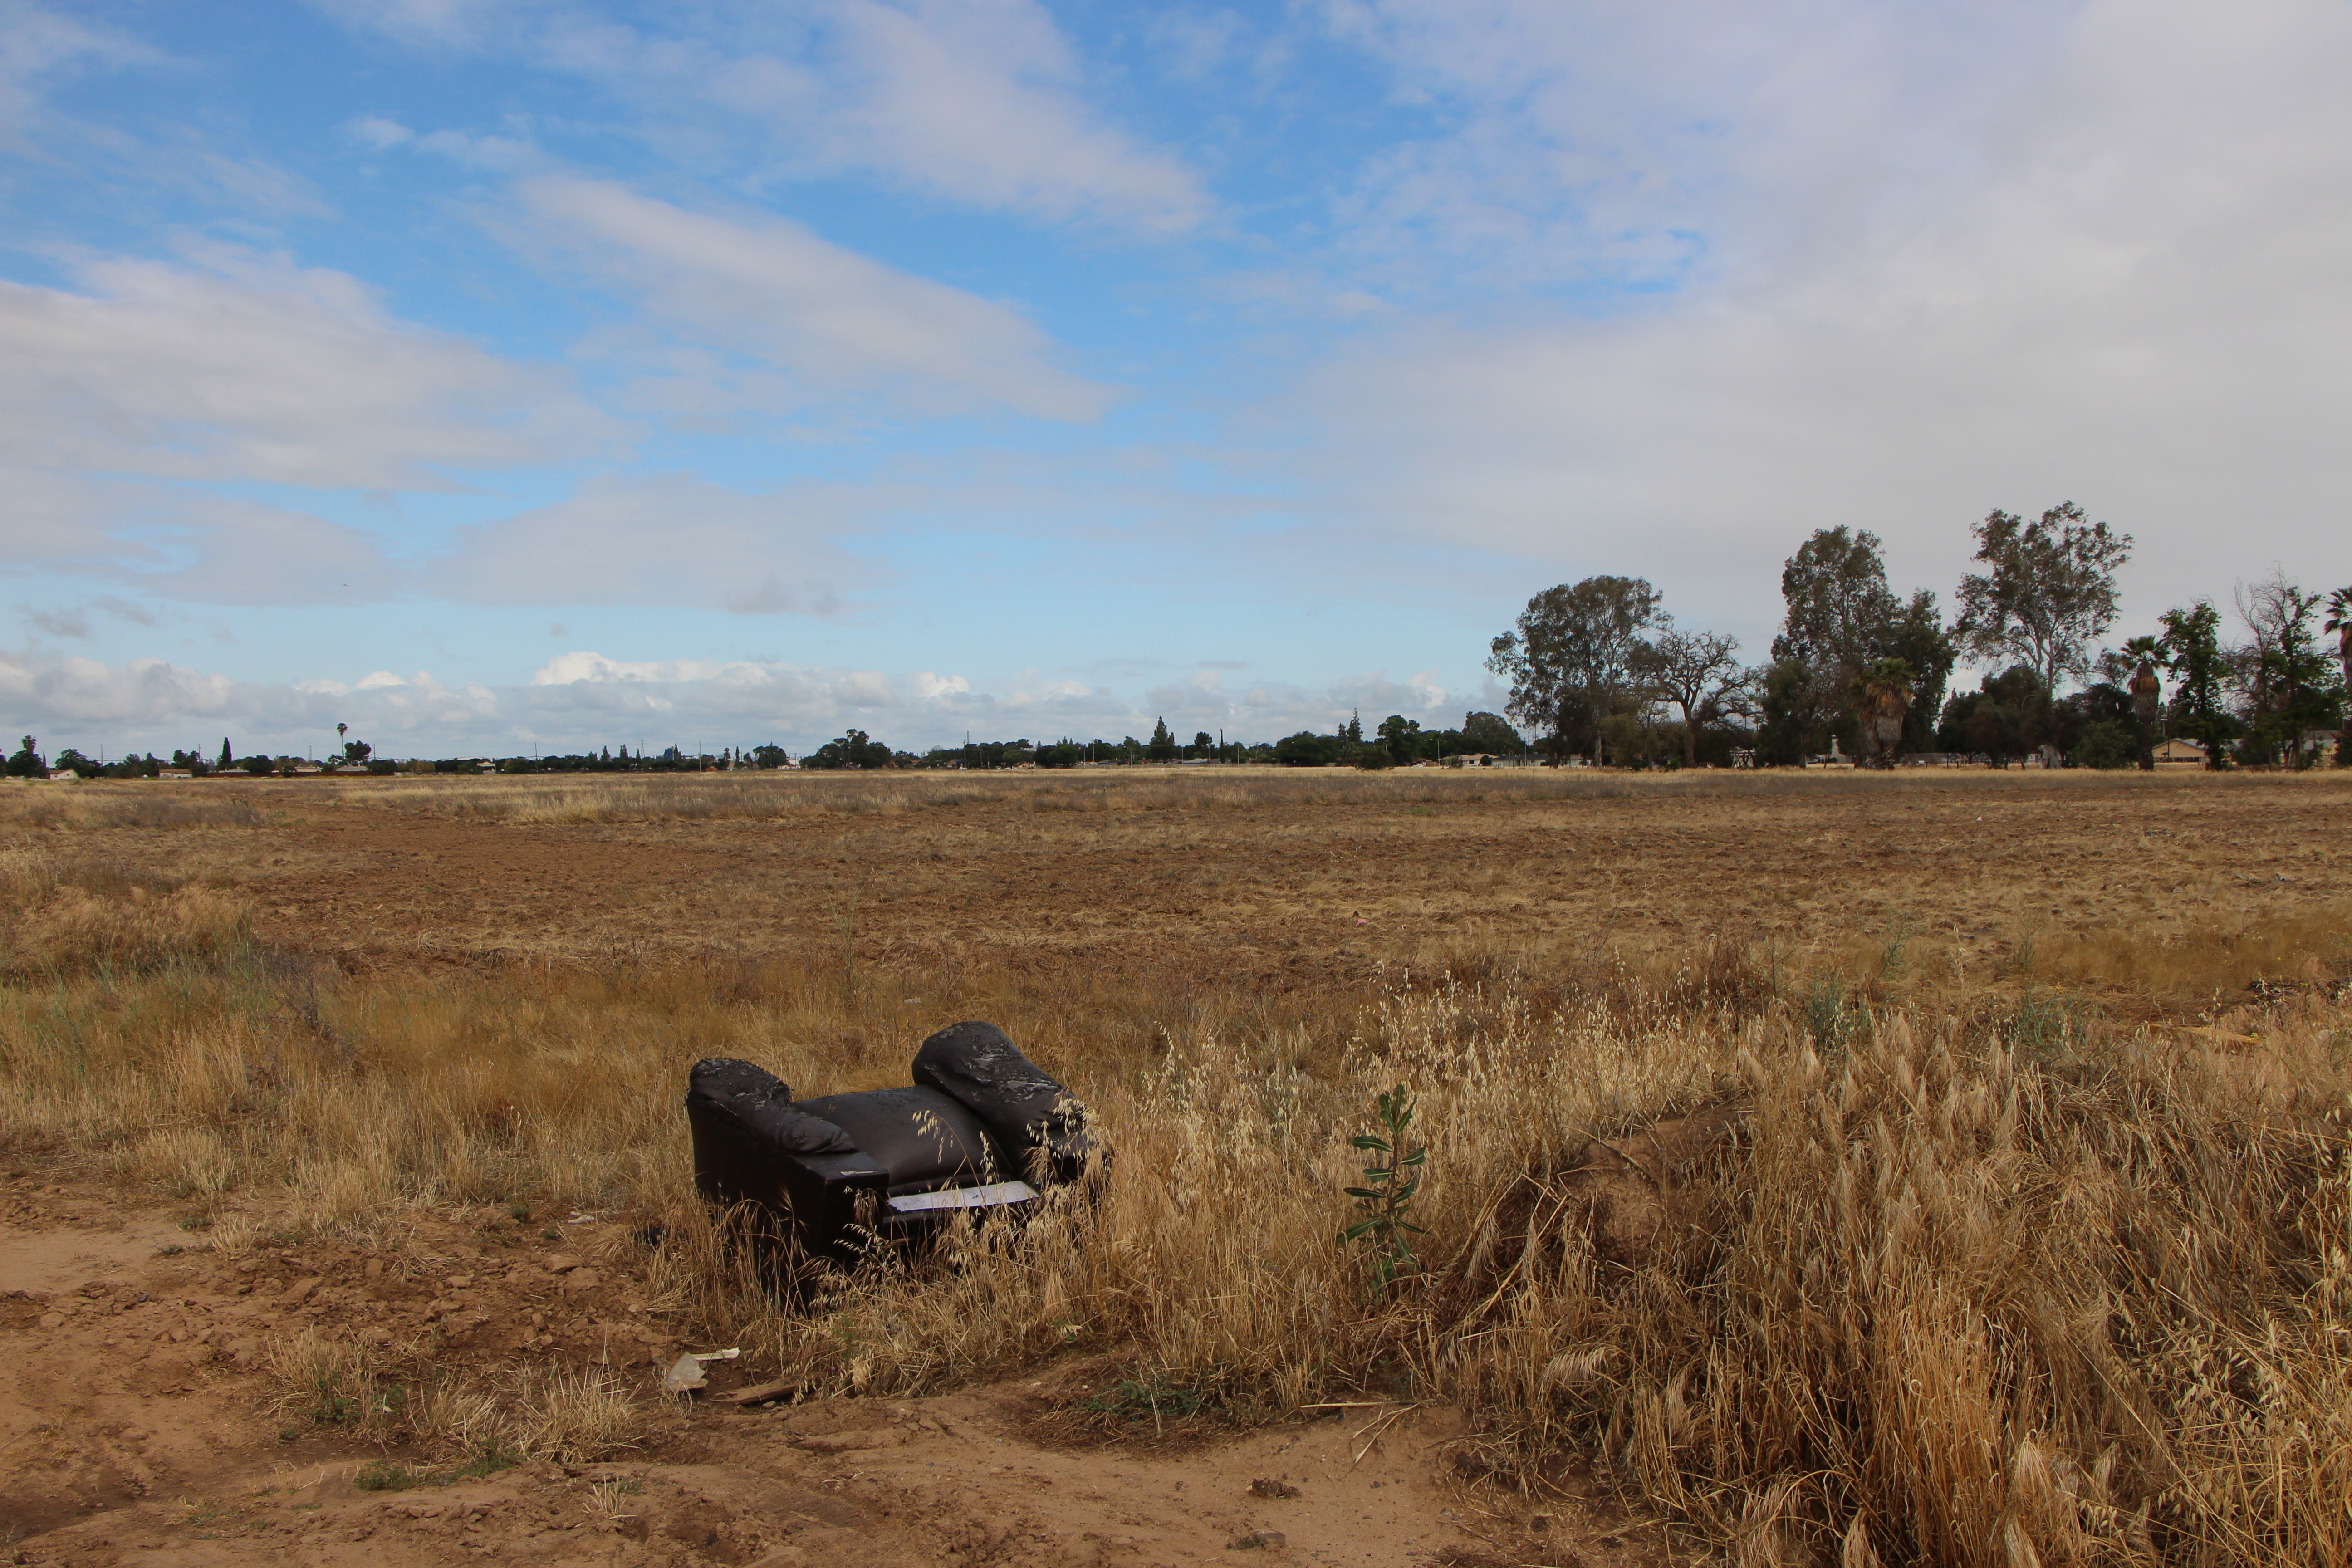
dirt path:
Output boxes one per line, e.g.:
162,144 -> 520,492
1,1181 -> 1676,1568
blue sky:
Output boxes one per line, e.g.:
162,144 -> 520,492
4,0 -> 2349,758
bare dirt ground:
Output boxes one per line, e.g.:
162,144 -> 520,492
2,1175 -> 1669,1568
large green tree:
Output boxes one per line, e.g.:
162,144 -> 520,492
2157,602 -> 2233,765
1376,714 -> 1423,764
802,729 -> 892,769
1768,528 -> 1953,759
1954,503 -> 2133,695
1936,667 -> 2050,765
1459,711 -> 1526,756
1774,527 -> 1897,677
1488,576 -> 1662,765
1875,590 -> 1958,753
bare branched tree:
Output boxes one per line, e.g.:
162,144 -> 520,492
1632,627 -> 1743,768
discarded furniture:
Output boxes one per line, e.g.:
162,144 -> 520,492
685,1021 -> 1106,1266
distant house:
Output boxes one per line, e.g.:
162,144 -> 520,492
2153,737 -> 2206,768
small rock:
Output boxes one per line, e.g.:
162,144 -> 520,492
1227,1529 -> 1286,1551
38,1312 -> 65,1330
560,1268 -> 602,1294
1248,1478 -> 1301,1499
282,1277 -> 323,1306
446,1274 -> 473,1289
542,1254 -> 583,1274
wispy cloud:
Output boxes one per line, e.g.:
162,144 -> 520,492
318,0 -> 1209,231
0,0 -> 159,141
427,472 -> 870,612
1288,0 -> 2352,629
17,595 -> 163,640
0,243 -> 608,490
515,176 -> 1115,421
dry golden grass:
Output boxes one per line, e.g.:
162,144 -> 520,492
172,764 -> 2350,1005
7,769 -> 2352,1563
333,761 -> 2251,828
267,1324 -> 646,1467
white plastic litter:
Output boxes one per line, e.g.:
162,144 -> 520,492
884,1180 -> 1039,1215
662,1347 -> 742,1394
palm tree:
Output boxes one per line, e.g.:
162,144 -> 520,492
1850,657 -> 1915,769
2120,633 -> 2165,770
2326,588 -> 2352,759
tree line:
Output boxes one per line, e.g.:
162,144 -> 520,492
6,718 -> 1540,779
794,712 -> 1533,771
1488,505 -> 2351,770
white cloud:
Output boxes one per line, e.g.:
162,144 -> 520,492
532,651 -> 763,686
347,114 -> 415,148
318,0 -> 1206,231
733,0 -> 1205,231
0,651 -> 236,728
116,494 -> 403,605
1293,0 -> 2352,636
427,472 -> 867,612
1315,0 -> 2065,294
516,176 -> 1114,421
0,1 -> 157,140
0,245 -> 607,490
910,671 -> 970,701
0,646 -> 1476,757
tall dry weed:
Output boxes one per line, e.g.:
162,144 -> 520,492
0,846 -> 248,979
642,986 -> 2352,1566
266,1325 -> 646,1465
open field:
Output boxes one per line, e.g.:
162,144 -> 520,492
4,768 -> 2351,1567
16,764 -> 2351,999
